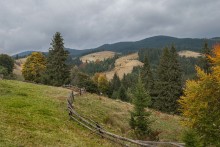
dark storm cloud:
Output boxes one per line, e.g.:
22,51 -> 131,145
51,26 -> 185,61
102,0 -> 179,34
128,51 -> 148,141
0,0 -> 220,55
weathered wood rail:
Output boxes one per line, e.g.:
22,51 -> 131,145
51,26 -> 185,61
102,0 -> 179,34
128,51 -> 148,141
67,92 -> 185,147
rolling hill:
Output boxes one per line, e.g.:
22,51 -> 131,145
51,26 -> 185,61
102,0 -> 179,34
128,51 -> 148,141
12,51 -> 37,58
13,35 -> 219,58
13,48 -> 89,59
88,35 -> 218,54
0,80 -> 184,146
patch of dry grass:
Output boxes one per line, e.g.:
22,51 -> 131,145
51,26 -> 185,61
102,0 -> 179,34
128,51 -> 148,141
178,50 -> 202,58
80,51 -> 116,63
104,53 -> 143,80
13,58 -> 26,81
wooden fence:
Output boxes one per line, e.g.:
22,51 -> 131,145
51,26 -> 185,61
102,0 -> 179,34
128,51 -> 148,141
63,84 -> 86,95
67,92 -> 185,147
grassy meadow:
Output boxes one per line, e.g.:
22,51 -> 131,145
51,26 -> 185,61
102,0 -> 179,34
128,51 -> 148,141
0,80 -> 184,146
0,80 -> 113,147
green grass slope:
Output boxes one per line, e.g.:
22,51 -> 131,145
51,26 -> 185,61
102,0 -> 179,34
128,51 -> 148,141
74,95 -> 184,142
0,80 -> 184,147
0,80 -> 113,147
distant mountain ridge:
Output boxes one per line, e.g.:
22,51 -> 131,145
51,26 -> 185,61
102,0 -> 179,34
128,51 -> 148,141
13,35 -> 219,58
94,35 -> 218,53
12,48 -> 88,58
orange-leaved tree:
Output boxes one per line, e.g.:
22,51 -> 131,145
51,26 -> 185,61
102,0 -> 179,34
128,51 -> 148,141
179,44 -> 220,146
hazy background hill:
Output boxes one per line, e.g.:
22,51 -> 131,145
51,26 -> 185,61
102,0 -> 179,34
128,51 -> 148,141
13,35 -> 219,58
94,35 -> 218,54
13,48 -> 88,58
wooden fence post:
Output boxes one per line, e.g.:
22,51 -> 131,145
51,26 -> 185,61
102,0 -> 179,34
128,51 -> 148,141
67,91 -> 74,117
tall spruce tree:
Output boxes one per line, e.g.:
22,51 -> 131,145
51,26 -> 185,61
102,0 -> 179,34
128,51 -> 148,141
111,73 -> 121,91
110,73 -> 121,98
154,47 -> 171,111
155,46 -> 182,114
129,75 -> 152,139
44,32 -> 69,86
169,45 -> 182,112
141,56 -> 154,93
121,74 -> 127,89
200,42 -> 212,73
118,84 -> 128,101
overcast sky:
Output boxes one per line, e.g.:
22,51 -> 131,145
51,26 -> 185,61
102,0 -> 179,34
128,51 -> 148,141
0,0 -> 220,55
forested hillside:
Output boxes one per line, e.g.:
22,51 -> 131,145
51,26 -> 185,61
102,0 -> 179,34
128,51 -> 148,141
13,35 -> 218,59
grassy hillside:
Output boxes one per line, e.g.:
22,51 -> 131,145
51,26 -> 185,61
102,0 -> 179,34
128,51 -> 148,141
0,80 -> 184,146
74,94 -> 184,142
0,80 -> 113,147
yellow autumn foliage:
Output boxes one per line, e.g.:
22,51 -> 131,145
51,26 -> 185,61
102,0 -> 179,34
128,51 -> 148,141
179,44 -> 220,145
93,73 -> 109,94
22,52 -> 46,83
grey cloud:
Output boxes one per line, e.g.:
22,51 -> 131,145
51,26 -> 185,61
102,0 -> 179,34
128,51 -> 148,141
0,0 -> 220,55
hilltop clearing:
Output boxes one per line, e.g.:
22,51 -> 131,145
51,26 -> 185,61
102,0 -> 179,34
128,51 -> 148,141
104,53 -> 143,80
80,51 -> 116,63
178,50 -> 202,58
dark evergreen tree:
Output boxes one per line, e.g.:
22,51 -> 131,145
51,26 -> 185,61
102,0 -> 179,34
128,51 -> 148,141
79,55 -> 117,76
44,32 -> 69,86
0,54 -> 14,74
154,46 -> 182,114
109,73 -> 121,98
70,66 -> 98,93
72,57 -> 82,66
107,82 -> 114,98
129,75 -> 152,139
0,66 -> 8,76
121,74 -> 127,88
111,90 -> 118,99
169,45 -> 182,112
138,48 -> 162,67
118,84 -> 128,101
111,73 -> 121,91
157,47 -> 171,81
200,42 -> 212,73
141,56 -> 154,92
121,67 -> 140,90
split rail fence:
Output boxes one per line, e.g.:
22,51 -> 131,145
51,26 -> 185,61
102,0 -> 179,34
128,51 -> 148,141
67,91 -> 185,147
